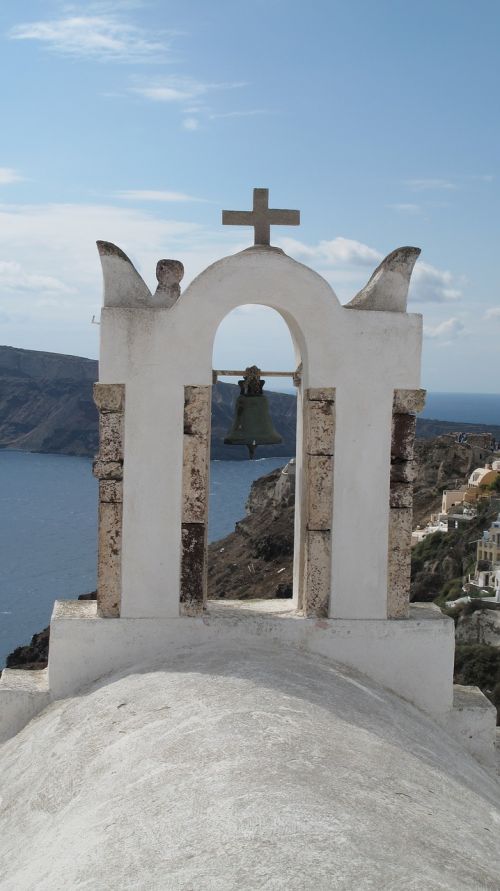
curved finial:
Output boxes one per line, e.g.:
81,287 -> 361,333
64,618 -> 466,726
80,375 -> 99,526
96,241 -> 151,308
346,246 -> 421,312
153,259 -> 184,308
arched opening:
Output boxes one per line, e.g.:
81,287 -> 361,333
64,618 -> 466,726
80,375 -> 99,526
207,304 -> 301,611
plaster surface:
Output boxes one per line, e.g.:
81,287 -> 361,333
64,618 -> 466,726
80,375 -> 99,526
1,642 -> 498,891
46,600 -> 454,716
99,246 -> 422,620
444,685 -> 497,769
0,669 -> 49,743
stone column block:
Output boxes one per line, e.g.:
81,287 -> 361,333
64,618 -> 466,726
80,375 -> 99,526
93,460 -> 123,481
182,436 -> 209,524
184,386 -> 211,437
307,387 -> 336,403
99,480 -> 123,503
393,388 -> 426,415
391,413 -> 417,462
390,459 -> 416,485
302,388 -> 335,617
387,390 -> 419,619
307,455 -> 333,530
93,381 -> 125,618
306,401 -> 335,456
387,508 -> 413,618
304,530 -> 331,618
93,383 -> 125,413
389,482 -> 413,510
97,501 -> 122,617
180,523 -> 205,616
180,386 -> 211,615
98,412 -> 124,462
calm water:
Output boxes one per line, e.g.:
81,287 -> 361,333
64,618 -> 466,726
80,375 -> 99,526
1,389 -> 498,667
421,392 -> 500,425
0,451 -> 288,666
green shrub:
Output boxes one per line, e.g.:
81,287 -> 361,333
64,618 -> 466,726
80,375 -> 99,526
454,644 -> 500,723
441,577 -> 464,597
410,570 -> 444,602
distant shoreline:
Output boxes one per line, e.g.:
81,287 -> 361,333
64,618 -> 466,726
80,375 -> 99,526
2,414 -> 500,459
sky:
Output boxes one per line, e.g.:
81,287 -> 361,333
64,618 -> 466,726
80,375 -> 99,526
0,0 -> 498,392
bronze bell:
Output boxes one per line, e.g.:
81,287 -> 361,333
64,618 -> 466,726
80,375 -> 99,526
224,366 -> 283,459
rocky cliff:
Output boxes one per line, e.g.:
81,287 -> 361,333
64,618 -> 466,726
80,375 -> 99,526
456,606 -> 500,647
0,346 -> 98,456
2,346 -> 500,459
0,345 -> 296,459
208,463 -> 296,600
412,434 -> 497,525
209,433 -> 500,602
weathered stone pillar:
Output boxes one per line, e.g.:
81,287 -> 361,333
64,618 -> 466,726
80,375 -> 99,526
180,386 -> 211,616
388,388 -> 426,618
302,388 -> 335,617
92,383 -> 125,618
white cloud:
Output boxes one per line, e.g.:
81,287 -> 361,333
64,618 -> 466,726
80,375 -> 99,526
9,15 -> 171,63
280,236 -> 382,267
484,307 -> 500,320
131,77 -> 245,103
404,178 -> 457,191
182,117 -> 199,131
424,317 -> 464,340
0,201 -> 467,359
279,237 -> 462,304
116,190 -> 204,202
0,260 -> 72,295
0,168 -> 23,185
0,202 -> 236,334
410,262 -> 462,303
0,200 -> 231,354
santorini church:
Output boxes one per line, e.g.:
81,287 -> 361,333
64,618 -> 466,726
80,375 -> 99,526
0,189 -> 499,889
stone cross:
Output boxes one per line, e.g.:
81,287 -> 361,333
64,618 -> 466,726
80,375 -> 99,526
222,188 -> 300,246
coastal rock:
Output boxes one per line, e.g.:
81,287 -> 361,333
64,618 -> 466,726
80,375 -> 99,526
456,608 -> 500,647
0,346 -> 296,460
412,434 -> 495,526
207,464 -> 295,600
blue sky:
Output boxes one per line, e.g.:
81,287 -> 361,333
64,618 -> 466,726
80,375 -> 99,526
0,0 -> 498,391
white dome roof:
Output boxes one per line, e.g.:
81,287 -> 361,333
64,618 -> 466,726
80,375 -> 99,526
0,642 -> 499,889
468,467 -> 495,486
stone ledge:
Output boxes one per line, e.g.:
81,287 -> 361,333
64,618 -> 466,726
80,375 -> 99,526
0,668 -> 50,745
93,382 -> 125,412
443,684 -> 497,771
50,598 -> 450,625
393,388 -> 426,414
47,599 -> 454,717
453,684 -> 495,710
0,607 -> 458,745
0,667 -> 49,692
52,599 -> 98,620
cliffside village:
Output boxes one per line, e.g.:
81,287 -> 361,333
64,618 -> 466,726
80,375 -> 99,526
412,432 -> 500,604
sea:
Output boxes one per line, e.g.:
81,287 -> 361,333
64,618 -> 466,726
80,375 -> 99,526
0,451 -> 289,667
420,392 -> 500,425
1,390 -> 499,668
